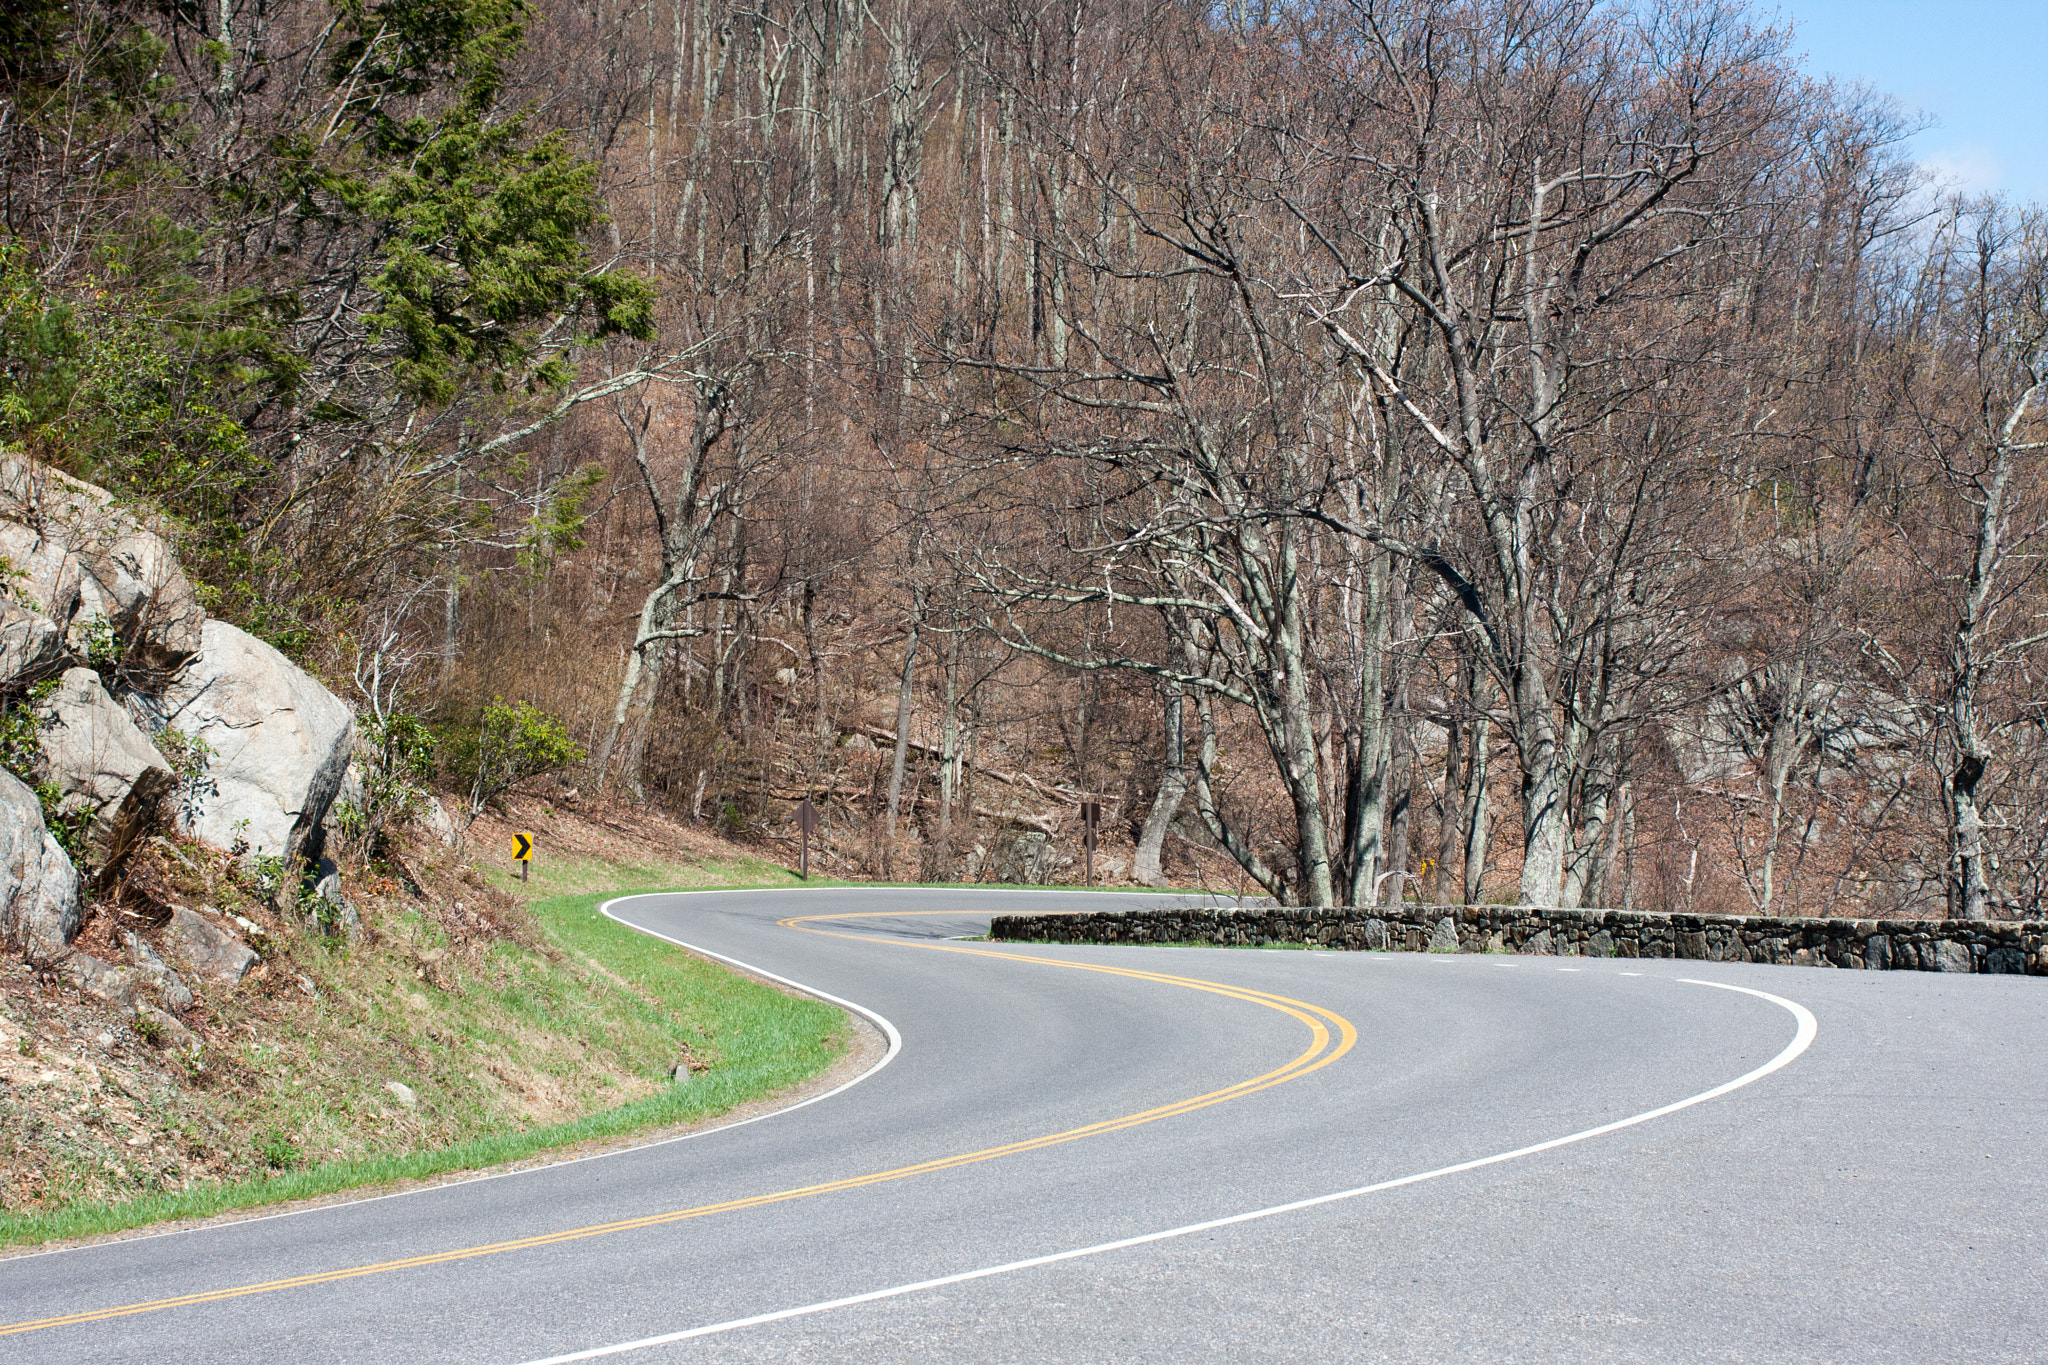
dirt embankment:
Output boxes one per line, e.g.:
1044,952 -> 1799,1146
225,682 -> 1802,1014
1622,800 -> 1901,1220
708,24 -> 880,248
0,797 -> 832,1232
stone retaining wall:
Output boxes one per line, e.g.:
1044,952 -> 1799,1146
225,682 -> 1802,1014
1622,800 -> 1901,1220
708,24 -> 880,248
988,904 -> 2048,974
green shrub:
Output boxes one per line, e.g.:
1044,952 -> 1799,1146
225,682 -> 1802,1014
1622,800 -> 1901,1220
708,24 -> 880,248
443,700 -> 584,824
256,1129 -> 303,1172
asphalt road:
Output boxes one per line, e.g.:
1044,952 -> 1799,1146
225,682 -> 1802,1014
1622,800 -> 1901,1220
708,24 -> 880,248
2,887 -> 2043,1364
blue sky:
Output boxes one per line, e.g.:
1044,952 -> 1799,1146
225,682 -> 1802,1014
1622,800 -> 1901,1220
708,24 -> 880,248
1783,1 -> 2048,204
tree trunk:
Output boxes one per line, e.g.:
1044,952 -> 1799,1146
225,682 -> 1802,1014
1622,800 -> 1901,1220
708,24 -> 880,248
1461,712 -> 1492,906
803,579 -> 832,742
439,575 -> 460,688
1943,382 -> 2035,920
1381,718 -> 1415,906
1134,683 -> 1188,887
1515,674 -> 1570,906
924,627 -> 962,884
1433,711 -> 1461,904
596,585 -> 674,795
618,641 -> 667,801
1189,690 -> 1286,901
1619,782 -> 1637,912
881,604 -> 921,879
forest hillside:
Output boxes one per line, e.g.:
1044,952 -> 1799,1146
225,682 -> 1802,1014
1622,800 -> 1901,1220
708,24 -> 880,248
5,0 -> 2047,928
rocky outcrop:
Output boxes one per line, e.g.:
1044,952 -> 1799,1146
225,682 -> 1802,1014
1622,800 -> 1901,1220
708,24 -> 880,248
420,794 -> 462,847
160,620 -> 354,863
0,457 -> 361,994
0,455 -> 205,670
38,667 -> 173,850
0,770 -> 80,959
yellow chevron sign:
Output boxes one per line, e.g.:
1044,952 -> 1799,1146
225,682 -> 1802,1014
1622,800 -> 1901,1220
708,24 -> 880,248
512,833 -> 534,862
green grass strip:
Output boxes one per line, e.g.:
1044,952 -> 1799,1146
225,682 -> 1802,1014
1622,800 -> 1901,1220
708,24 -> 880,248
0,890 -> 846,1249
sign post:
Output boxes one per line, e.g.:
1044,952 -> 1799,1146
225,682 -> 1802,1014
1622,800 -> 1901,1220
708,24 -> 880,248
512,831 -> 534,883
1079,801 -> 1102,886
796,798 -> 820,880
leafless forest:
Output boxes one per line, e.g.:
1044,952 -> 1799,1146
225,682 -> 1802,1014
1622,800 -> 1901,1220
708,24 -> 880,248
9,0 -> 2048,917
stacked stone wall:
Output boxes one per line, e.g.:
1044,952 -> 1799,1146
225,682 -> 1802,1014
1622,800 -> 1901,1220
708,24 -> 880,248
988,904 -> 2048,974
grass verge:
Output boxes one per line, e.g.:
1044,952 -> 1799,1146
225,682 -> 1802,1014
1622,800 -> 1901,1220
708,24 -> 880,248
0,888 -> 848,1250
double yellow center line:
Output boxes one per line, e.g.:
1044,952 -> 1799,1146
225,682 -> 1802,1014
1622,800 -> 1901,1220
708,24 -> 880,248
0,908 -> 1356,1340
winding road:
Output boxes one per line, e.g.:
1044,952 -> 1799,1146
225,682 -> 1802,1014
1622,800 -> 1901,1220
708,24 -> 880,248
2,887 -> 2043,1363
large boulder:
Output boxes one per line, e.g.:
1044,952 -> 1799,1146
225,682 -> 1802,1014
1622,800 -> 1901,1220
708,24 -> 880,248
38,667 -> 174,850
0,599 -> 66,683
73,524 -> 207,668
989,825 -> 1067,885
0,455 -> 205,669
160,620 -> 354,863
0,770 -> 81,959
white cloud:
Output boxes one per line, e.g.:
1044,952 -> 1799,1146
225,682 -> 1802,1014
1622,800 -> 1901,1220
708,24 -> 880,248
1918,143 -> 2006,198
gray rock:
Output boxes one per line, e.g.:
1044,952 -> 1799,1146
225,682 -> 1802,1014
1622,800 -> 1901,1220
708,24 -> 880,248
0,454 -> 205,667
312,857 -> 361,938
1987,945 -> 2026,975
0,599 -> 66,683
384,1080 -> 417,1108
38,667 -> 173,845
1589,930 -> 1615,958
120,931 -> 194,1011
73,529 -> 205,669
0,769 -> 81,958
1678,930 -> 1708,958
160,620 -> 355,862
0,519 -> 83,631
1519,928 -> 1555,956
161,906 -> 256,982
1933,940 -> 1975,973
1427,916 -> 1459,952
335,761 -> 364,814
1362,917 -> 1388,951
63,952 -> 139,1010
990,826 -> 1066,885
135,1005 -> 196,1051
1865,934 -> 1892,971
417,794 -> 461,848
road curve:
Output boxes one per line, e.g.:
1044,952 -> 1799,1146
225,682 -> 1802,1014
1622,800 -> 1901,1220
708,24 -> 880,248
1,887 -> 2043,1363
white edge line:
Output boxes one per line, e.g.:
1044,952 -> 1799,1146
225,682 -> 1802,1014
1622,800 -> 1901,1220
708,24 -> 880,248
6,887 -> 964,1264
13,885 -> 1199,1263
513,977 -> 1818,1365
